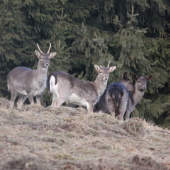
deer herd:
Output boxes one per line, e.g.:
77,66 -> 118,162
7,43 -> 152,120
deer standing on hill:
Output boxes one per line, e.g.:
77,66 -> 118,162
94,72 -> 134,114
119,74 -> 152,120
95,73 -> 152,120
47,62 -> 116,113
7,43 -> 57,109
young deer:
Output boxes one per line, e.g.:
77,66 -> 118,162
93,72 -> 134,113
47,62 -> 116,113
94,73 -> 152,120
105,73 -> 152,120
7,43 -> 57,109
120,74 -> 152,120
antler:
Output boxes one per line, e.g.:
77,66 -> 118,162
47,43 -> 51,54
107,61 -> 110,67
37,43 -> 43,53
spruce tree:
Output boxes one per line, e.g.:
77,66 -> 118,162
0,0 -> 170,127
0,0 -> 32,97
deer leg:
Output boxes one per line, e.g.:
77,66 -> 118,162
86,102 -> 93,113
17,95 -> 27,109
107,101 -> 116,117
52,98 -> 66,107
9,89 -> 18,109
51,93 -> 58,106
118,106 -> 127,121
64,100 -> 69,106
106,96 -> 116,117
55,96 -> 69,107
118,111 -> 125,121
118,95 -> 128,121
51,92 -> 67,107
27,94 -> 34,105
105,91 -> 117,117
51,87 -> 70,107
125,109 -> 131,120
36,95 -> 42,106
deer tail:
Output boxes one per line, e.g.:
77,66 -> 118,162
47,73 -> 57,93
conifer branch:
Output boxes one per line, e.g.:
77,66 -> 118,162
94,32 -> 107,54
127,5 -> 139,26
0,17 -> 2,25
58,40 -> 61,52
58,8 -> 64,27
131,5 -> 134,26
94,32 -> 98,39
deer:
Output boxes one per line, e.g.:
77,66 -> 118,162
119,74 -> 152,120
94,72 -> 134,113
95,73 -> 152,120
47,61 -> 116,113
7,43 -> 57,109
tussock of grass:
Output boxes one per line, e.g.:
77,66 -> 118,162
0,98 -> 170,170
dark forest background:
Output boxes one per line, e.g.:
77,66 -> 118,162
0,0 -> 170,128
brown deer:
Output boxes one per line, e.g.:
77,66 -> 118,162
94,72 -> 152,121
47,62 -> 116,113
94,72 -> 134,113
7,43 -> 57,109
121,74 -> 152,120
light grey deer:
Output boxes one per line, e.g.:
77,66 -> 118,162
7,43 -> 57,109
105,73 -> 152,120
47,62 -> 116,113
93,72 -> 134,114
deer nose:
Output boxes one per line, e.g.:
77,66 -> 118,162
141,86 -> 146,91
104,77 -> 108,81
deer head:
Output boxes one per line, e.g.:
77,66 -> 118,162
94,61 -> 116,83
133,74 -> 153,91
34,43 -> 57,68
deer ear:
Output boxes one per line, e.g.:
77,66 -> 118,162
133,74 -> 139,81
35,50 -> 41,58
109,66 -> 116,73
94,64 -> 100,72
146,75 -> 153,81
48,52 -> 57,59
123,72 -> 128,79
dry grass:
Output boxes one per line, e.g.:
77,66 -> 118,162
0,98 -> 170,170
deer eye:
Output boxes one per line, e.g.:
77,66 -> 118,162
40,57 -> 43,60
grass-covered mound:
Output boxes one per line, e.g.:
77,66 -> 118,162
0,98 -> 170,170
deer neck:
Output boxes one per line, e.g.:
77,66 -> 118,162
36,64 -> 48,81
131,85 -> 144,107
93,75 -> 107,96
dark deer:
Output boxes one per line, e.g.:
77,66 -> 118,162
47,62 -> 116,113
94,73 -> 152,120
94,72 -> 134,113
7,43 -> 57,109
121,74 -> 152,120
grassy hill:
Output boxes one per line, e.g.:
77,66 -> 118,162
0,98 -> 170,170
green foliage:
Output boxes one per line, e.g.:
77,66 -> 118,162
0,0 -> 32,97
0,0 -> 170,128
70,23 -> 114,80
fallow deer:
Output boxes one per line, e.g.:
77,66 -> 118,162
98,73 -> 152,120
7,43 -> 57,109
47,62 -> 116,113
94,72 -> 134,114
120,74 -> 152,120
